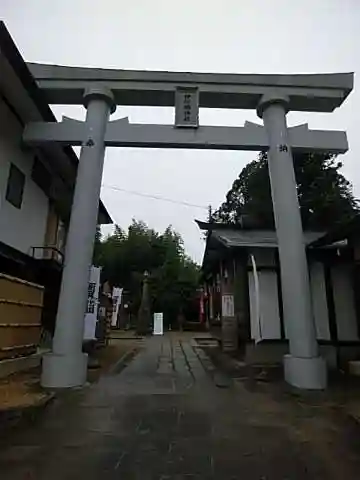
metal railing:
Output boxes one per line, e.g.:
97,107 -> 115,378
30,246 -> 64,265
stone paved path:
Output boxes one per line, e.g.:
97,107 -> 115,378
1,333 -> 360,479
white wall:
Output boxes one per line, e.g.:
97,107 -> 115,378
331,265 -> 359,341
0,98 -> 49,256
248,270 -> 281,341
309,262 -> 331,340
248,249 -> 281,341
247,254 -> 359,343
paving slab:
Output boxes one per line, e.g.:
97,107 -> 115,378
1,333 -> 360,479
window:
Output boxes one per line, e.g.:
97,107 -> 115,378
5,163 -> 25,209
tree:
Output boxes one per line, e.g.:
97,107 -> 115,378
213,152 -> 359,230
94,220 -> 199,327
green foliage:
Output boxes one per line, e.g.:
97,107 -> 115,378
213,152 -> 359,230
94,220 -> 199,326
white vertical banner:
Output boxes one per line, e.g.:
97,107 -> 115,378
153,313 -> 164,335
83,266 -> 101,340
111,287 -> 123,327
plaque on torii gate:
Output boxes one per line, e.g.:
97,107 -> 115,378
25,62 -> 352,391
175,87 -> 199,128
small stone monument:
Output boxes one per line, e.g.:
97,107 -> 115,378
136,271 -> 152,336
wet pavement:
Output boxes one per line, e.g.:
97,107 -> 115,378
1,333 -> 360,479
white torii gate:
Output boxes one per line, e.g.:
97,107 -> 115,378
24,64 -> 353,390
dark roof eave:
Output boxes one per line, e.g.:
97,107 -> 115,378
195,216 -> 266,231
310,215 -> 360,247
0,21 -> 111,224
195,219 -> 245,231
0,22 -> 55,122
98,202 -> 112,225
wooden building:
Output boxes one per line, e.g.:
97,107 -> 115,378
198,220 -> 360,368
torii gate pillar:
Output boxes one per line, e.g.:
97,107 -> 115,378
258,94 -> 327,389
41,87 -> 116,388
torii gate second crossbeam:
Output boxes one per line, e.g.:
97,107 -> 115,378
24,117 -> 348,153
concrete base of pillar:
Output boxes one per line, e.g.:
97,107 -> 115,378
284,354 -> 327,390
41,352 -> 88,388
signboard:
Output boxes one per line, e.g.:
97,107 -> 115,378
222,294 -> 234,317
153,312 -> 164,335
83,266 -> 101,340
111,287 -> 123,327
175,87 -> 199,128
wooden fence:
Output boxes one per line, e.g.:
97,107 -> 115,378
0,273 -> 44,360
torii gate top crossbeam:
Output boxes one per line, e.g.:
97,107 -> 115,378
27,63 -> 353,113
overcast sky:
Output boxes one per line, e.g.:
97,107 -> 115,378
1,0 -> 359,262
